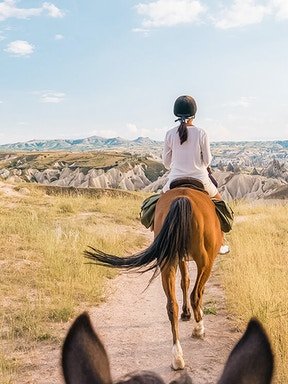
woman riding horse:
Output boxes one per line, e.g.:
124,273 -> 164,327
163,95 -> 229,255
85,96 -> 228,369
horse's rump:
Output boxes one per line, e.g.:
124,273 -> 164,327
154,188 -> 222,261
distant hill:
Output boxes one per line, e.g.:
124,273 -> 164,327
0,137 -> 287,167
276,140 -> 288,148
0,136 -> 162,152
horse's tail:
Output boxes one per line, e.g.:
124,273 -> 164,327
84,197 -> 192,273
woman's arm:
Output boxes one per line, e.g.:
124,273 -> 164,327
200,130 -> 213,167
162,132 -> 172,169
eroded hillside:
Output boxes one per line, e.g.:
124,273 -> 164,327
0,151 -> 166,191
0,147 -> 287,200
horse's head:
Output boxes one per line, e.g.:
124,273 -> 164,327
62,312 -> 274,384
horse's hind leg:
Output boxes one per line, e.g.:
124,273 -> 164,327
190,262 -> 212,339
179,260 -> 191,321
161,264 -> 185,370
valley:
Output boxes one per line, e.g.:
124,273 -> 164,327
0,137 -> 287,200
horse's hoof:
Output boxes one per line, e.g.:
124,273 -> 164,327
192,330 -> 205,339
192,321 -> 205,339
171,358 -> 185,370
172,341 -> 185,370
181,312 -> 191,321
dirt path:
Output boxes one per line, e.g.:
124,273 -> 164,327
89,260 -> 240,384
16,252 -> 240,384
17,257 -> 240,384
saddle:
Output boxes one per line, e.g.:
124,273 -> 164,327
169,177 -> 234,232
140,178 -> 234,232
169,177 -> 208,194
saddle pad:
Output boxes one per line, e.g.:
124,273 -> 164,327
170,177 -> 208,194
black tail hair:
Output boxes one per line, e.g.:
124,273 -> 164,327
84,197 -> 193,278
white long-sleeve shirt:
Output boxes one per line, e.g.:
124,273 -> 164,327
162,125 -> 213,192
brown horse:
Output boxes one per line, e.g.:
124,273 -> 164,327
85,188 -> 223,369
62,312 -> 274,384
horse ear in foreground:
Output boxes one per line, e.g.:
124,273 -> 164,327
62,312 -> 274,384
85,188 -> 223,369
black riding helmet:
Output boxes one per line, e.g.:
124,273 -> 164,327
174,95 -> 197,118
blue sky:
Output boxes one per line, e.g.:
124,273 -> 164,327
0,0 -> 288,144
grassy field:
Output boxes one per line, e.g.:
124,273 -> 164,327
222,200 -> 288,383
0,184 -> 148,383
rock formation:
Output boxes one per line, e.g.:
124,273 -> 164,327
261,159 -> 288,182
0,151 -> 287,200
144,168 -> 287,201
0,163 -> 152,191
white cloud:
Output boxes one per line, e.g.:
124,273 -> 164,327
0,0 -> 64,21
202,118 -> 233,141
4,40 -> 34,56
223,96 -> 256,108
132,27 -> 150,36
134,0 -> 288,29
270,0 -> 288,20
40,91 -> 66,103
42,2 -> 64,18
54,34 -> 64,40
214,0 -> 270,29
90,129 -> 118,138
138,128 -> 152,136
0,0 -> 41,20
135,0 -> 206,28
126,123 -> 138,135
124,124 -> 156,138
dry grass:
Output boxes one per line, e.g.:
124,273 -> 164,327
1,183 -> 287,383
221,200 -> 288,383
0,185 -> 147,383
0,151 -> 128,170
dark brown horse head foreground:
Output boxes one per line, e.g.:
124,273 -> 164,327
85,188 -> 221,368
62,312 -> 274,384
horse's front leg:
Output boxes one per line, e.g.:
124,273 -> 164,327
179,260 -> 191,321
161,264 -> 185,370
